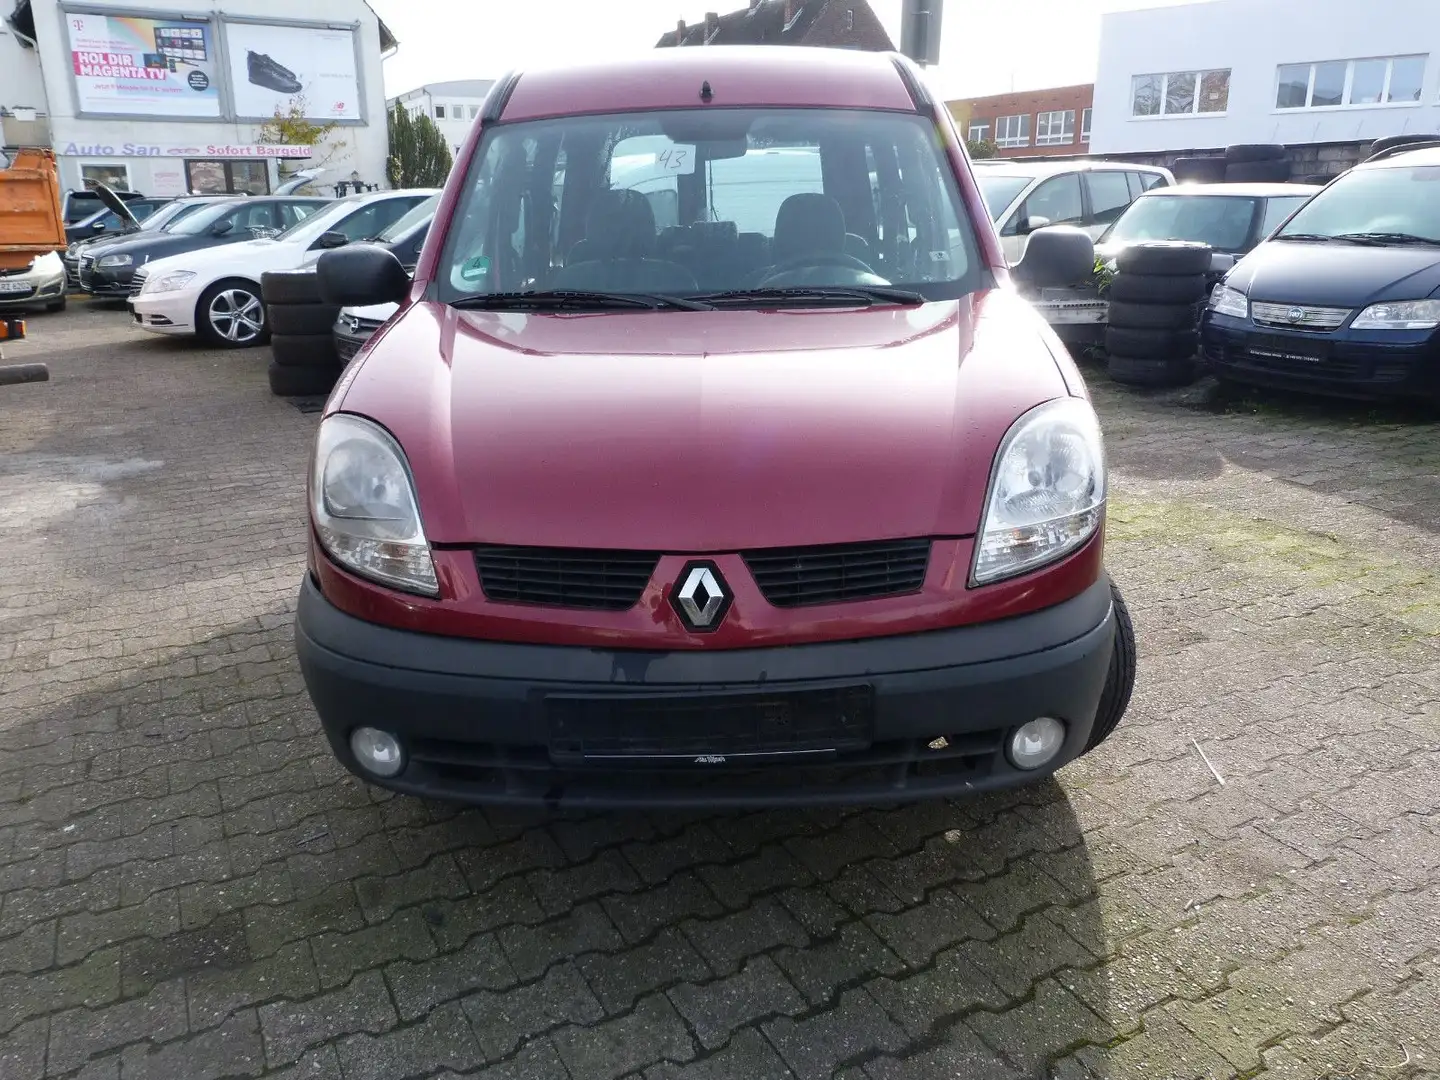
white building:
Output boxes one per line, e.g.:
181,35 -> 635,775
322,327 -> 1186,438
1091,0 -> 1440,157
2,0 -> 396,197
389,79 -> 495,157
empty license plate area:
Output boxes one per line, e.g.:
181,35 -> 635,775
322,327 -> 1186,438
546,685 -> 875,765
1246,333 -> 1330,362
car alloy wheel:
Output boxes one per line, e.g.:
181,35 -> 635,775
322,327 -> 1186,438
207,286 -> 265,346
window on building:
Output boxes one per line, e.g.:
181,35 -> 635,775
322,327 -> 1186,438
434,104 -> 446,119
79,163 -> 132,192
968,122 -> 990,143
184,159 -> 270,195
1131,69 -> 1231,116
469,105 -> 480,119
1275,55 -> 1427,109
994,114 -> 1030,148
1081,108 -> 1092,143
845,8 -> 855,30
1035,110 -> 1075,146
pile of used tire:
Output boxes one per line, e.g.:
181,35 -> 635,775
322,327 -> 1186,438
260,269 -> 342,397
1170,143 -> 1291,184
1104,240 -> 1211,387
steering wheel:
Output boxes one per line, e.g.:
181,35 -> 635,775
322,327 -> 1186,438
762,251 -> 878,279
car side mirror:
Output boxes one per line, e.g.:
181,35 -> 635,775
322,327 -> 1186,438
317,244 -> 410,307
1017,215 -> 1051,236
315,230 -> 351,250
1209,252 -> 1237,274
1011,225 -> 1096,289
210,219 -> 234,237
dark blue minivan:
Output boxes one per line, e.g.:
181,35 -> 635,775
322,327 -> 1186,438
1201,145 -> 1440,402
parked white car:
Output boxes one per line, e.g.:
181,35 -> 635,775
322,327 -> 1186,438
129,188 -> 439,347
972,160 -> 1175,265
0,251 -> 67,314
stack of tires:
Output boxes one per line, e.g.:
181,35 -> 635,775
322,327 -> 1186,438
261,269 -> 342,397
1170,144 -> 1291,184
1104,240 -> 1211,388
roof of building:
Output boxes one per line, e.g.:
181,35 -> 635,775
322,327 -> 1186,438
655,0 -> 886,49
395,79 -> 497,101
500,45 -> 915,122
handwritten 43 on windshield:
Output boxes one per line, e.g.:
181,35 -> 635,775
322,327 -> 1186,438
656,147 -> 696,174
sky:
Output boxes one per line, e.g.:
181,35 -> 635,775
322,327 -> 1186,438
371,0 -> 1201,105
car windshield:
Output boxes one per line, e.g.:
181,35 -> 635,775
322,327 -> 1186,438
272,197 -> 365,245
974,174 -> 1035,220
1103,194 -> 1259,251
436,107 -> 985,303
1274,165 -> 1440,241
377,194 -> 440,243
167,202 -> 243,235
145,200 -> 224,232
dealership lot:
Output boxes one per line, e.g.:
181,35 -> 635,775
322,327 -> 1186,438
0,308 -> 1437,1079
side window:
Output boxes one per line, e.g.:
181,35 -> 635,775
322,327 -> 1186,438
1020,174 -> 1083,228
1140,171 -> 1167,191
330,199 -> 415,243
231,202 -> 280,235
1086,171 -> 1133,227
279,202 -> 321,228
1259,196 -> 1306,237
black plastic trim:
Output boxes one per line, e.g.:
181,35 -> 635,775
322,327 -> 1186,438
480,70 -> 522,123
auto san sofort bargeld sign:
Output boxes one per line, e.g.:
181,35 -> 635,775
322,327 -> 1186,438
56,141 -> 313,158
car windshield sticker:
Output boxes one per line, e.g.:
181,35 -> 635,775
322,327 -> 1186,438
655,146 -> 697,175
460,255 -> 490,281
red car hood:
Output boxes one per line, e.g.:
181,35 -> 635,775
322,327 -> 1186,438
336,291 -> 1072,550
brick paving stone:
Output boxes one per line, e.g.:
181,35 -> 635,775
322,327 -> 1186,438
460,960 -> 604,1060
4,310 -> 1440,1080
763,986 -> 907,1080
551,994 -> 696,1079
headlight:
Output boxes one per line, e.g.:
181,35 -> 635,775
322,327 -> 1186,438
1208,284 -> 1249,319
142,270 -> 196,294
1350,299 -> 1440,331
98,254 -> 133,268
310,413 -> 438,596
972,397 -> 1106,586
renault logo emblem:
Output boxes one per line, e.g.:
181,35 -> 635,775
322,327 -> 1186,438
672,561 -> 732,633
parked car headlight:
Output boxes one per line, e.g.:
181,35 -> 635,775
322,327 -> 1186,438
142,270 -> 195,295
1350,299 -> 1440,331
1207,284 -> 1249,319
310,413 -> 438,596
972,397 -> 1106,586
98,254 -> 133,268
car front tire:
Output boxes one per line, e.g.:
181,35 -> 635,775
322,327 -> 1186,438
197,279 -> 269,348
1084,580 -> 1136,753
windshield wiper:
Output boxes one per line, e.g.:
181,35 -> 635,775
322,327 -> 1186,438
1272,233 -> 1336,242
691,285 -> 927,308
1332,231 -> 1440,246
449,289 -> 714,311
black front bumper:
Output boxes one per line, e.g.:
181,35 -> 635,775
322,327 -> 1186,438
1202,314 -> 1440,400
79,262 -> 139,297
295,574 -> 1119,809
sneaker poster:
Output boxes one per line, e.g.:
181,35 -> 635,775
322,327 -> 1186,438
223,22 -> 362,121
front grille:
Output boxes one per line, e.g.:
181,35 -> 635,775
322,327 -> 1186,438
1250,301 -> 1350,331
743,538 -> 931,607
546,685 -> 874,763
335,336 -> 362,362
77,255 -> 95,289
474,545 -> 659,610
128,269 -> 148,297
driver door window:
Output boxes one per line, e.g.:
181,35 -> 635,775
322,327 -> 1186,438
1019,174 -> 1083,231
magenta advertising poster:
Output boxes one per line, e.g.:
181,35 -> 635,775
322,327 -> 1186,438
65,11 -> 222,117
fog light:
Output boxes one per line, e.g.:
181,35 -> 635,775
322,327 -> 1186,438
1007,718 -> 1067,770
350,727 -> 404,777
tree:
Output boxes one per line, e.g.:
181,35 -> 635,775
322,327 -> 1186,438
256,95 -> 346,191
966,138 -> 998,160
387,103 -> 453,189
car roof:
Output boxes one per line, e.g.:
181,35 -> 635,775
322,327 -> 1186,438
499,45 -> 918,121
1362,145 -> 1440,168
1141,182 -> 1322,197
341,188 -> 441,204
969,159 -> 1169,178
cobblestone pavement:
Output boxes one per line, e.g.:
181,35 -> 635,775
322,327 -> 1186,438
1,306 -> 1437,1080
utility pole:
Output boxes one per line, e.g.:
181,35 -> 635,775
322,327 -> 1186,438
899,0 -> 944,67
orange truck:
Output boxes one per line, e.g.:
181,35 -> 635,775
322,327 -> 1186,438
1,148 -> 66,271
0,148 -> 64,365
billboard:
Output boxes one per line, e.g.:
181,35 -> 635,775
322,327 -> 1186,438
65,11 -> 222,117
224,22 -> 361,121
